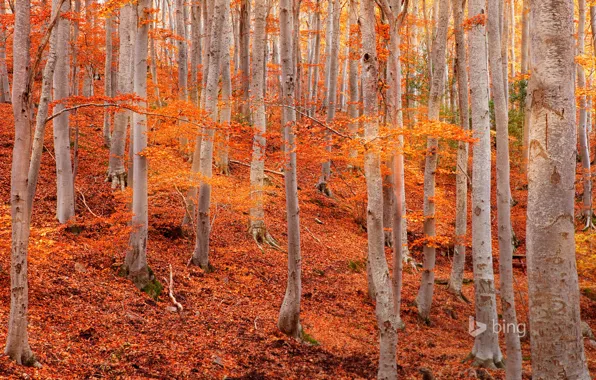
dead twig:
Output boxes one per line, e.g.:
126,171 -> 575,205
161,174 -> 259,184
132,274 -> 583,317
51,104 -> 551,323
76,188 -> 99,218
166,264 -> 183,312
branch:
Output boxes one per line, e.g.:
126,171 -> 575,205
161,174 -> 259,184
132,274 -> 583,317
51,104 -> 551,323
266,102 -> 350,139
230,160 -> 285,176
167,264 -> 183,312
76,188 -> 99,218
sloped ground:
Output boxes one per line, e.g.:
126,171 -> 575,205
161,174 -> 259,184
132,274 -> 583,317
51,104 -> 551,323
0,103 -> 594,379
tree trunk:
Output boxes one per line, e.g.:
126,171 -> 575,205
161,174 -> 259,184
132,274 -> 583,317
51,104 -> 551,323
521,0 -> 530,173
248,0 -> 270,242
190,0 -> 202,106
192,0 -> 227,270
347,0 -> 359,167
277,0 -> 303,339
307,1 -> 321,117
487,0 -> 522,377
448,0 -> 469,297
0,0 -> 10,103
109,3 -> 135,189
126,0 -> 154,291
317,0 -> 340,196
416,0 -> 449,322
238,0 -> 250,118
217,1 -> 232,175
468,0 -> 503,368
5,0 -> 37,366
53,0 -> 75,223
526,0 -> 591,378
577,0 -> 593,224
103,15 -> 114,147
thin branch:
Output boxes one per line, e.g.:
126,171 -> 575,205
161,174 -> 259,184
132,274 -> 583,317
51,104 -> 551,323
266,102 -> 350,139
230,159 -> 285,176
167,264 -> 183,312
76,188 -> 99,218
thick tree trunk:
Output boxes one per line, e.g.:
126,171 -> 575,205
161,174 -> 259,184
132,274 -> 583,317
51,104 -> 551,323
109,4 -> 135,190
103,15 -> 114,147
53,0 -> 75,223
5,0 -> 37,366
487,0 -> 522,377
468,0 -> 503,368
248,0 -> 270,242
448,0 -> 469,297
526,1 -> 591,378
416,0 -> 449,322
577,0 -> 593,224
192,0 -> 227,270
361,1 -> 398,378
277,0 -> 303,339
126,0 -> 154,291
0,0 -> 10,103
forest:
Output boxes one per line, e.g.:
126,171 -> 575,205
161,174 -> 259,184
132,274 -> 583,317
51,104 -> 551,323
0,0 -> 595,378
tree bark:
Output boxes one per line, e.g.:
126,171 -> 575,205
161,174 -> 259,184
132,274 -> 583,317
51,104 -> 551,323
5,0 -> 37,366
521,0 -> 530,173
126,0 -> 154,291
53,0 -> 75,223
487,0 -> 522,377
468,0 -> 503,368
192,0 -> 227,270
347,0 -> 359,167
448,0 -> 469,297
0,0 -> 10,103
526,0 -> 591,378
238,0 -> 250,118
307,1 -> 321,117
103,15 -> 114,147
361,1 -> 398,378
190,0 -> 202,106
416,0 -> 449,322
217,0 -> 232,175
277,0 -> 303,339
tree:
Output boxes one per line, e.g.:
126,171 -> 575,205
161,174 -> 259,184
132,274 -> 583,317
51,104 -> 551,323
125,0 -> 156,292
468,0 -> 503,368
238,0 -> 250,117
190,0 -> 202,106
307,0 -> 321,117
347,0 -> 359,164
416,0 -> 449,321
0,0 -> 10,103
526,0 -> 591,377
277,0 -> 303,339
447,0 -> 469,298
53,0 -> 75,223
192,0 -> 227,270
103,14 -> 114,147
487,0 -> 522,376
361,0 -> 398,377
216,0 -> 232,174
176,0 -> 189,150
108,2 -> 135,190
5,0 -> 37,366
577,0 -> 593,227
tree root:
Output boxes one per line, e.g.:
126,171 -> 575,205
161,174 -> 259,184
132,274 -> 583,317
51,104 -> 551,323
316,181 -> 332,197
463,352 -> 505,369
106,171 -> 127,191
250,225 -> 283,252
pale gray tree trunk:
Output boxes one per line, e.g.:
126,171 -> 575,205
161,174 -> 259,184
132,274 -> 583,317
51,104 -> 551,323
103,15 -> 114,147
0,0 -> 10,103
487,0 -> 522,377
468,0 -> 503,368
277,0 -> 303,339
526,0 -> 591,378
416,0 -> 449,322
109,3 -> 135,189
176,0 -> 189,150
347,0 -> 359,166
238,0 -> 250,117
248,0 -> 271,243
6,0 -> 39,367
53,0 -> 75,223
317,0 -> 340,196
577,0 -> 593,225
217,2 -> 232,175
190,0 -> 202,106
192,0 -> 227,270
307,1 -> 321,117
361,1 -> 398,378
448,0 -> 469,297
509,0 -> 515,79
521,0 -> 530,172
126,0 -> 154,291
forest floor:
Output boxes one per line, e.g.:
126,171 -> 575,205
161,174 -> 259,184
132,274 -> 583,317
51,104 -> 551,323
0,102 -> 595,379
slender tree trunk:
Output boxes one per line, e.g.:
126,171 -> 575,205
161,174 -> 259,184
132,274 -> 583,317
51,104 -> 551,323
361,1 -> 398,378
277,0 -> 303,339
307,1 -> 321,117
217,2 -> 232,175
317,0 -> 340,196
416,0 -> 449,322
347,0 -> 359,167
526,1 -> 591,378
509,0 -> 516,79
448,0 -> 469,297
577,0 -> 593,225
191,0 -> 227,270
468,0 -> 503,368
521,0 -> 530,172
487,0 -> 522,377
126,0 -> 154,291
176,0 -> 189,150
53,0 -> 75,223
190,0 -> 202,106
103,15 -> 114,147
238,0 -> 250,118
0,0 -> 10,103
109,4 -> 135,189
248,0 -> 271,242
